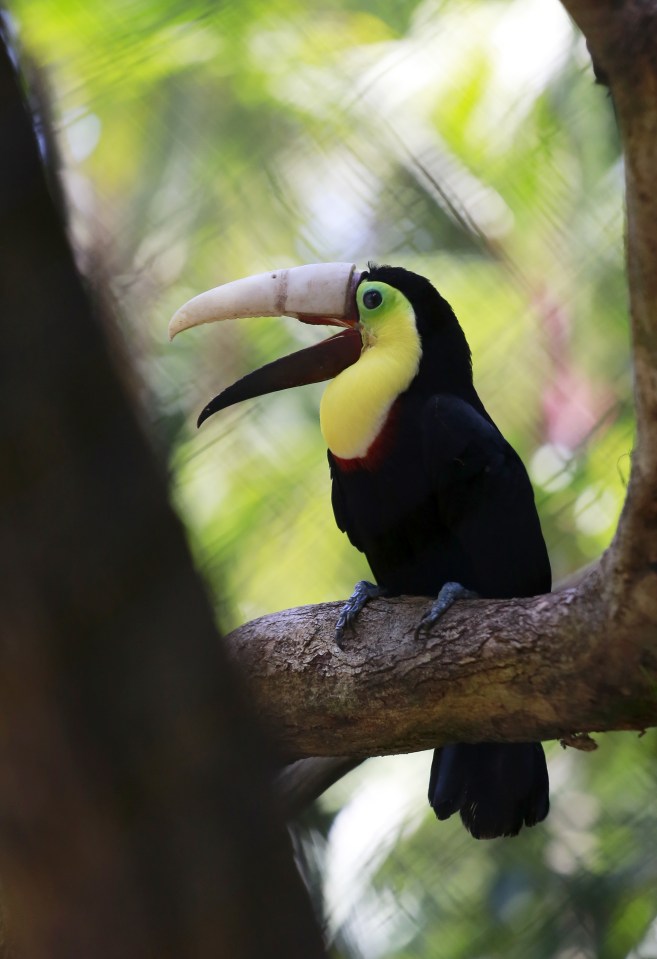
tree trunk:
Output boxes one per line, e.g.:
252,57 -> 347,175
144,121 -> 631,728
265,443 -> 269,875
0,22 -> 325,959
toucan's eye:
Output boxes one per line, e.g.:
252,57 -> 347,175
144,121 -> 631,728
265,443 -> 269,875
362,288 -> 383,310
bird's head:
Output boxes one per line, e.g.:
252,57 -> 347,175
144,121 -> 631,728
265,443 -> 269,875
169,262 -> 471,435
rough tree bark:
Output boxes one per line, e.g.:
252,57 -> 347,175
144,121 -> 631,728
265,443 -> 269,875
224,2 -> 657,773
0,20 -> 326,959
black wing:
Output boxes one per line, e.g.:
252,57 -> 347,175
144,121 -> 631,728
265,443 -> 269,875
420,394 -> 551,597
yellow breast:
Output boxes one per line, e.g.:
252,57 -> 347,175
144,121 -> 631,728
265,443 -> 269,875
319,298 -> 422,459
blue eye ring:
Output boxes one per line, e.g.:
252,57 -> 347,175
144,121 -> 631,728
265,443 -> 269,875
362,288 -> 383,310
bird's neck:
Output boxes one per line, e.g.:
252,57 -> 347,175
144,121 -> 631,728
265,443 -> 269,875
319,302 -> 422,460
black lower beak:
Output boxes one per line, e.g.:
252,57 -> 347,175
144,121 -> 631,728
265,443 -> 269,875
197,327 -> 362,427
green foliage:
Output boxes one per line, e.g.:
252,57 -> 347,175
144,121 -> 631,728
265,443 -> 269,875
12,0 -> 649,954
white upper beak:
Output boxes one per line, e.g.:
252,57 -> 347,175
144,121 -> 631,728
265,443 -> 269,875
168,262 -> 359,340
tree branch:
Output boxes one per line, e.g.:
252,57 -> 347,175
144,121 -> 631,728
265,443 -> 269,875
277,757 -> 363,816
226,560 -> 656,760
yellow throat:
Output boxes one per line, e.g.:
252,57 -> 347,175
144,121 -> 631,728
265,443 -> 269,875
319,283 -> 422,460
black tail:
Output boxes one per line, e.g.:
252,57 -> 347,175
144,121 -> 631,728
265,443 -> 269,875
428,742 -> 549,839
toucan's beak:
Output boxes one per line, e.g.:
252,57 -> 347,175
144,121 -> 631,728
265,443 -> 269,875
169,262 -> 363,426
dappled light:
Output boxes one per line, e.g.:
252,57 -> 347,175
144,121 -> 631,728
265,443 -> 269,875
10,0 -> 650,955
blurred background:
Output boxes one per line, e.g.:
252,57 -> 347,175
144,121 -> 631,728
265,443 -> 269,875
10,0 -> 657,955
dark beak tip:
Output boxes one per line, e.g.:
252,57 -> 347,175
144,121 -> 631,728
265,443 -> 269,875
197,404 -> 214,428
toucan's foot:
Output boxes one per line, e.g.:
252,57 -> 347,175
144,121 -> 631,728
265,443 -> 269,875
415,581 -> 478,641
335,580 -> 386,647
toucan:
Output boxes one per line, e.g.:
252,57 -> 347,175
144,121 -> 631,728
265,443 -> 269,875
169,262 -> 551,839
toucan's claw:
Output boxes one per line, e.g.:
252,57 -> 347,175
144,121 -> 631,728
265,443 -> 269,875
414,581 -> 478,641
335,580 -> 387,648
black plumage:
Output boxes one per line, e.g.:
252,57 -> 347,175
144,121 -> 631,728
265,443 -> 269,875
328,265 -> 550,839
